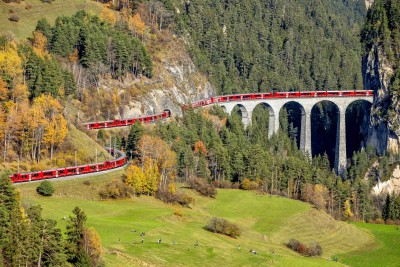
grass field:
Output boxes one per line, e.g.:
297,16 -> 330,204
16,171 -> 375,266
0,0 -> 102,39
339,222 -> 400,267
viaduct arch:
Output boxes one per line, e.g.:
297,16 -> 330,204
211,91 -> 373,176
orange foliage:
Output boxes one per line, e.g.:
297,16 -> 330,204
32,31 -> 49,58
0,77 -> 8,101
68,48 -> 79,63
100,7 -> 116,26
129,13 -> 145,36
194,140 -> 207,155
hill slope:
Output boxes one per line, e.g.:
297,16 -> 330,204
17,173 -> 374,266
0,0 -> 102,39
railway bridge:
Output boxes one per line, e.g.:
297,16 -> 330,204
12,90 -> 374,183
191,90 -> 374,175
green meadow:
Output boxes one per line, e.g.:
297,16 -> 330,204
15,171 -> 380,266
0,0 -> 102,39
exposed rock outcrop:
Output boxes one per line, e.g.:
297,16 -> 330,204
97,35 -> 215,120
372,165 -> 400,195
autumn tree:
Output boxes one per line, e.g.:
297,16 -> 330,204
43,114 -> 68,159
0,77 -> 8,101
343,199 -> 354,222
83,227 -> 103,267
124,165 -> 145,196
31,31 -> 49,58
138,135 -> 176,191
100,7 -> 116,26
129,13 -> 145,38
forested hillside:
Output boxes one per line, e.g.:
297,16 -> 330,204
172,0 -> 366,94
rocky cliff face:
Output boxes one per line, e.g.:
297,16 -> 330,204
97,35 -> 215,120
363,45 -> 395,154
362,0 -> 400,155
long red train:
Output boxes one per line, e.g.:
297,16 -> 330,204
83,109 -> 171,130
189,90 -> 374,108
10,90 -> 373,183
10,149 -> 127,183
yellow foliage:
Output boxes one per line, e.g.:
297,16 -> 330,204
32,31 -> 50,58
174,208 -> 183,217
68,48 -> 79,63
12,83 -> 29,103
43,114 -> 68,158
84,227 -> 102,266
168,181 -> 176,194
129,13 -> 145,36
125,165 -> 145,195
0,77 -> 8,101
343,199 -> 354,222
100,7 -> 116,26
240,178 -> 258,190
144,163 -> 160,195
0,42 -> 23,84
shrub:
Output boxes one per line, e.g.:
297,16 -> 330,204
56,158 -> 67,167
375,218 -> 385,224
25,4 -> 33,10
37,180 -> 55,196
240,178 -> 259,190
307,242 -> 323,256
204,217 -> 241,238
9,15 -> 19,22
156,189 -> 194,207
287,239 -> 323,256
212,180 -> 232,189
187,178 -> 217,198
231,182 -> 240,189
99,179 -> 133,199
386,219 -> 395,225
174,208 -> 183,217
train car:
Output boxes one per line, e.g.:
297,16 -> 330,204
10,148 -> 128,183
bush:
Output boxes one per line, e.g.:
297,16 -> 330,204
37,180 -> 55,196
231,182 -> 240,189
9,15 -> 19,22
25,4 -> 32,10
204,217 -> 241,238
83,180 -> 91,186
211,180 -> 232,189
99,179 -> 133,199
187,178 -> 217,198
240,178 -> 259,190
287,239 -> 323,256
375,218 -> 385,224
386,219 -> 395,225
156,189 -> 194,207
174,208 -> 183,217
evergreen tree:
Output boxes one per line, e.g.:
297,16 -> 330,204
65,207 -> 87,265
126,121 -> 144,159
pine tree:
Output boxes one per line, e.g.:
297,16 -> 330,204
65,207 -> 87,265
126,121 -> 144,159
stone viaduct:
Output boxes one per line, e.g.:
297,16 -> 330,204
192,91 -> 374,176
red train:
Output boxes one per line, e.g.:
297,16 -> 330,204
189,90 -> 374,108
10,90 -> 373,183
83,109 -> 171,130
10,149 -> 127,183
